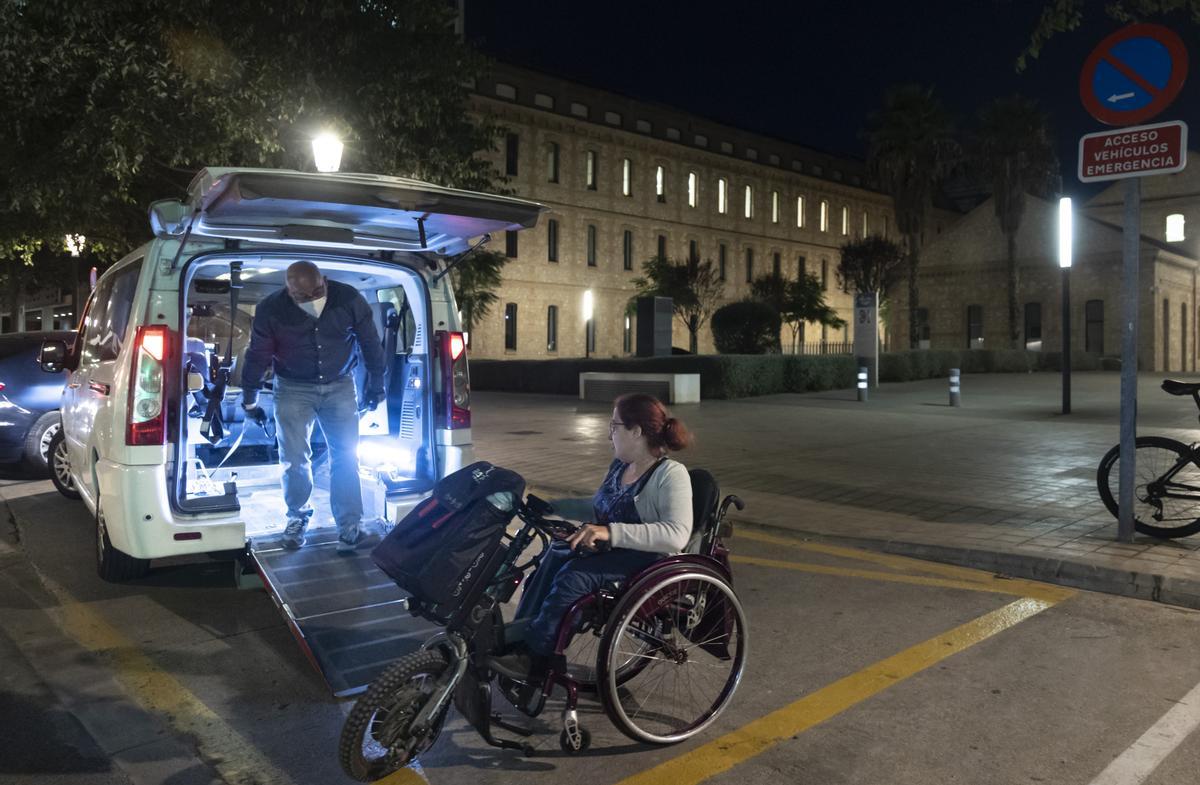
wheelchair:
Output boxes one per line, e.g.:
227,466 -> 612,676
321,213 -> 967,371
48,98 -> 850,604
339,469 -> 748,781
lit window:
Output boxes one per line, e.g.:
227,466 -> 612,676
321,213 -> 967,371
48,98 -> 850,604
841,206 -> 849,235
622,158 -> 632,196
718,178 -> 728,214
546,142 -> 560,183
1167,213 -> 1186,242
820,200 -> 829,232
655,165 -> 665,203
862,210 -> 869,237
796,196 -> 806,228
687,172 -> 698,207
586,151 -> 597,190
744,185 -> 753,219
771,191 -> 779,224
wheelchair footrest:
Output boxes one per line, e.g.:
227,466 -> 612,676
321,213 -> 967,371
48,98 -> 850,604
498,675 -> 547,718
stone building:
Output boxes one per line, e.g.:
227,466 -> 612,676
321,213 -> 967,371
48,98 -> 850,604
465,63 -> 902,359
905,169 -> 1200,372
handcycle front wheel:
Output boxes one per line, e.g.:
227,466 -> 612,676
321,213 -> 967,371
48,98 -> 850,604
339,648 -> 449,782
1097,435 -> 1200,539
597,564 -> 747,745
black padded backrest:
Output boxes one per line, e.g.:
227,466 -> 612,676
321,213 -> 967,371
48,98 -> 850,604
687,468 -> 720,554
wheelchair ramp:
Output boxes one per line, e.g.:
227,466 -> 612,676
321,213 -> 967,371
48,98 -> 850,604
250,527 -> 435,698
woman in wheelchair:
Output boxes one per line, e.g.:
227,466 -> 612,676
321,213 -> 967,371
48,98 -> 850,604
488,393 -> 694,681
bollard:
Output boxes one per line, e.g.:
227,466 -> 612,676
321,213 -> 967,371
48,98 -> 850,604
857,367 -> 868,402
949,368 -> 961,407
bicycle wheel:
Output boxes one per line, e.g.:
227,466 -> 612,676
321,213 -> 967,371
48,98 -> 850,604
597,565 -> 747,745
339,649 -> 449,782
1097,436 -> 1200,538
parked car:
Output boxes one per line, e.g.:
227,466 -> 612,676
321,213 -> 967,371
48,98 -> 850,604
39,167 -> 544,582
0,331 -> 72,471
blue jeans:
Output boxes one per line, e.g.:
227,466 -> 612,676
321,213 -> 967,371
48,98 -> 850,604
274,376 -> 362,540
518,542 -> 662,656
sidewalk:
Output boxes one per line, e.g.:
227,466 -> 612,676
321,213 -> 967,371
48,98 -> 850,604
470,371 -> 1200,609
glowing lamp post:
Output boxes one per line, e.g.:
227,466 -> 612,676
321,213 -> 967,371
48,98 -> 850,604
583,290 -> 594,359
1059,197 -> 1073,415
312,133 -> 344,173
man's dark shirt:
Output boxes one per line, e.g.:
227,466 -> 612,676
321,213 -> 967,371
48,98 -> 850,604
241,279 -> 386,395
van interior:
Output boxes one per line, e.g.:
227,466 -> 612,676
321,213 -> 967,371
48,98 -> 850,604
174,256 -> 436,540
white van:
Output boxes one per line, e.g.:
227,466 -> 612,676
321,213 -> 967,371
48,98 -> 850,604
41,167 -> 543,582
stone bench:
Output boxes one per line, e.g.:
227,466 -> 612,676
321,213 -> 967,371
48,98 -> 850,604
578,372 -> 700,404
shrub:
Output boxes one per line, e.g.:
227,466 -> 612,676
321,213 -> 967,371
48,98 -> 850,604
711,300 -> 781,354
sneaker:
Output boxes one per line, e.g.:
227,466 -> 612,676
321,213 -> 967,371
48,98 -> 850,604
281,518 -> 307,550
335,528 -> 364,555
486,644 -> 547,682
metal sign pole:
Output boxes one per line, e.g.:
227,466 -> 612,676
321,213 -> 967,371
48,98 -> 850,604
1117,176 -> 1140,543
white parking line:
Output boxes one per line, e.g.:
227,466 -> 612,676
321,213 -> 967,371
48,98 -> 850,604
1089,678 -> 1200,785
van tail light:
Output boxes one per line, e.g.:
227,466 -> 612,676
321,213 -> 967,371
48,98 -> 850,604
127,325 -> 169,445
436,330 -> 470,429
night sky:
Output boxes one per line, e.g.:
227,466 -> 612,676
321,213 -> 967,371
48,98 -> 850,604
464,0 -> 1200,201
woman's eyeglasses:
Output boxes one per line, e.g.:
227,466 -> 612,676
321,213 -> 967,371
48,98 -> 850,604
608,420 -> 628,434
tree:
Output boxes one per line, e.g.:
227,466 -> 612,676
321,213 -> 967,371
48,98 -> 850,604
1020,1 -> 1200,70
0,0 -> 502,268
836,236 -> 907,297
750,271 -> 845,353
973,96 -> 1060,349
631,256 -> 725,354
448,249 -> 509,341
865,85 -> 959,350
711,300 -> 781,354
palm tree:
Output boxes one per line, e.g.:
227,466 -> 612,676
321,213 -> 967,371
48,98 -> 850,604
448,249 -> 508,341
865,85 -> 959,349
973,95 -> 1060,349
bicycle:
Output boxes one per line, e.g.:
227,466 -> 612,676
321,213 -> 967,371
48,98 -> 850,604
1096,379 -> 1200,538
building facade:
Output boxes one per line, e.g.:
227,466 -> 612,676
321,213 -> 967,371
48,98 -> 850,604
466,64 -> 899,360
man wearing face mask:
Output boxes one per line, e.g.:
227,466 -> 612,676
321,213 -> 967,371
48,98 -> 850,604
240,261 -> 386,554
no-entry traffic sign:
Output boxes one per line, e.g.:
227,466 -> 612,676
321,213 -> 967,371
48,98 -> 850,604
1078,120 -> 1188,182
1079,23 -> 1188,126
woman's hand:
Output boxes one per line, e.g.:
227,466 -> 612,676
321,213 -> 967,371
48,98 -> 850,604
567,522 -> 611,552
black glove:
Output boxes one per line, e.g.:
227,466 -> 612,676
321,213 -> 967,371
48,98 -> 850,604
363,390 -> 384,412
244,406 -> 269,429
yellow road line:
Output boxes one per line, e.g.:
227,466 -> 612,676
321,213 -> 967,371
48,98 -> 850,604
615,596 -> 1061,785
378,766 -> 430,784
732,554 -> 1074,602
40,576 -> 296,785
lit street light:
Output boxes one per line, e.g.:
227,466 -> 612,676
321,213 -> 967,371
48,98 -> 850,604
312,133 -> 344,173
1059,197 -> 1073,415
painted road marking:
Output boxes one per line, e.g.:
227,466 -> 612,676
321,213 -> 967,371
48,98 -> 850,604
732,554 -> 1075,602
615,597 -> 1062,785
1088,677 -> 1200,785
38,574 -> 296,785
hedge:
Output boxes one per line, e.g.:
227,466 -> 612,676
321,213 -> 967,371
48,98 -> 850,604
469,349 -> 1112,400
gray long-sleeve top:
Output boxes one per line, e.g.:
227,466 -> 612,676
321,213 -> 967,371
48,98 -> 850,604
610,458 -> 694,554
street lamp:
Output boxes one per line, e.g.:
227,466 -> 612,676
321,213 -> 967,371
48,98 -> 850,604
1059,197 -> 1073,415
312,133 -> 344,173
583,289 -> 594,359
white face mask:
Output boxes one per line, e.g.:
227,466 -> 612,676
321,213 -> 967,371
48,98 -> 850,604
298,296 -> 327,318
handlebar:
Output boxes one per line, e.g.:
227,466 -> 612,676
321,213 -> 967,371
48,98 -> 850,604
516,494 -> 611,553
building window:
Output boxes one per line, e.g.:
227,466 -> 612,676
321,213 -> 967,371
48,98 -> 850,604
495,82 -> 517,100
570,102 -> 588,118
689,240 -> 699,263
821,259 -> 828,290
771,191 -> 780,224
534,92 -> 555,109
546,142 -> 560,183
505,133 -> 519,177
587,224 -> 597,267
797,255 -> 807,279
1024,303 -> 1042,351
657,234 -> 667,260
796,196 -> 806,228
636,119 -> 652,133
622,158 -> 632,196
586,150 -> 598,190
841,206 -> 849,236
914,307 -> 930,345
666,127 -> 681,140
623,230 -> 634,270
623,315 -> 632,353
862,210 -> 869,237
820,200 -> 829,232
717,178 -> 728,214
695,134 -> 708,147
547,305 -> 558,352
746,147 -> 758,161
773,252 -> 781,277
1086,300 -> 1104,353
655,165 -> 665,203
743,185 -> 753,219
745,248 -> 754,282
24,309 -> 42,332
547,219 -> 559,262
721,141 -> 734,154
1167,213 -> 1186,242
718,244 -> 727,281
687,172 -> 698,207
504,303 -> 518,350
505,230 -> 518,258
967,305 -> 983,349
883,215 -> 890,238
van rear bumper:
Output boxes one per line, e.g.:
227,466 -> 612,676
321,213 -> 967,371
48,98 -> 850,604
95,459 -> 247,560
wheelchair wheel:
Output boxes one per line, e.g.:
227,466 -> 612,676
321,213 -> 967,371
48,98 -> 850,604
564,611 -> 661,690
597,565 -> 747,744
339,649 -> 449,782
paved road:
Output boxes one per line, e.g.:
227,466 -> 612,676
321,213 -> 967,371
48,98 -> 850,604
4,468 -> 1200,784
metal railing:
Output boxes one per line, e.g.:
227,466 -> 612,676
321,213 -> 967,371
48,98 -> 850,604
795,341 -> 852,356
